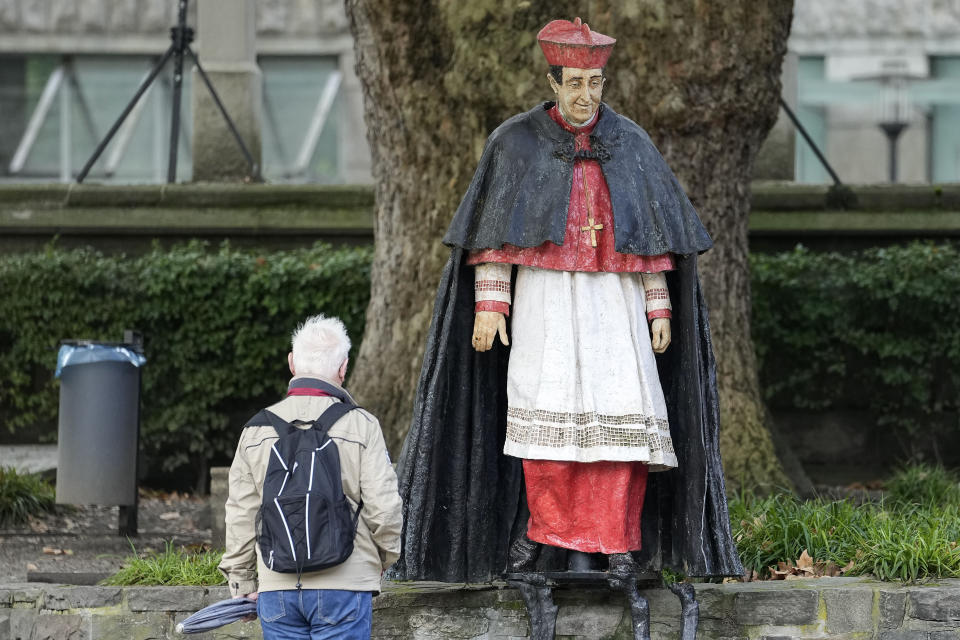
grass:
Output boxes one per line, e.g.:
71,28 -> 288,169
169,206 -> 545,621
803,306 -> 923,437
101,541 -> 227,586
885,464 -> 960,509
731,465 -> 960,582
0,466 -> 56,527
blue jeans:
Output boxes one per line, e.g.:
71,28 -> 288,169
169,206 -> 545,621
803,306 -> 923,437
258,589 -> 372,640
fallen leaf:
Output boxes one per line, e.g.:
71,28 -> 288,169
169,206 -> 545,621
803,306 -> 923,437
26,563 -> 38,571
840,560 -> 855,574
159,511 -> 181,521
797,550 -> 814,571
42,547 -> 63,555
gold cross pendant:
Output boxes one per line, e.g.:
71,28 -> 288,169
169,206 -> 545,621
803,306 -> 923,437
581,217 -> 604,247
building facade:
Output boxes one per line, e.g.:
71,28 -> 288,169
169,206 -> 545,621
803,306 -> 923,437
1,0 -> 958,185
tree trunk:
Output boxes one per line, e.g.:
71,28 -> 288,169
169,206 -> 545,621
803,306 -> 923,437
346,1 -> 794,491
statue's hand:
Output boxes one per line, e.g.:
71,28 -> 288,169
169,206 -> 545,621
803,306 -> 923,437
651,317 -> 671,354
473,311 -> 509,352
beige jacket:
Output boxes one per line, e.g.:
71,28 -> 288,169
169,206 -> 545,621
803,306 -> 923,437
218,379 -> 403,596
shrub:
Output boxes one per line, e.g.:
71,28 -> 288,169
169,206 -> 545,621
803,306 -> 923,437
0,466 -> 56,526
101,541 -> 226,586
4,240 -> 959,484
0,241 -> 372,489
752,242 -> 960,456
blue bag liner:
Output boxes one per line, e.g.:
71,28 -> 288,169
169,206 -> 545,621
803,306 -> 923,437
56,343 -> 147,378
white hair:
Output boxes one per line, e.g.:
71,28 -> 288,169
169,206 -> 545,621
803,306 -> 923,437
290,314 -> 351,379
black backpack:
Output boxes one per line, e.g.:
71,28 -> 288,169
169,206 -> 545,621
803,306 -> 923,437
245,401 -> 363,585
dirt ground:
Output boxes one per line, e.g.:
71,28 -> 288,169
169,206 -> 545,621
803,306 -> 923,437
0,491 -> 212,584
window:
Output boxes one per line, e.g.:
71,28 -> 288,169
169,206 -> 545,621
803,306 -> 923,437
0,54 -> 345,184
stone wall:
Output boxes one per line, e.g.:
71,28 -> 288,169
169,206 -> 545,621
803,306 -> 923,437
2,579 -> 960,639
2,182 -> 960,254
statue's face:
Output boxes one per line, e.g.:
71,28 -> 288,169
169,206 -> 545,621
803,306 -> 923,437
548,67 -> 605,125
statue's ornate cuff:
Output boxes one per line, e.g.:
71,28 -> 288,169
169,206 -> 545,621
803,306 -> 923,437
476,300 -> 510,316
647,308 -> 672,321
475,262 -> 512,314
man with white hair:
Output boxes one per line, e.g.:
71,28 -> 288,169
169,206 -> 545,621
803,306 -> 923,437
219,314 -> 403,640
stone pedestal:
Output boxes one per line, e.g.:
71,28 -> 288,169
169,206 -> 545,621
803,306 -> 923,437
191,0 -> 261,182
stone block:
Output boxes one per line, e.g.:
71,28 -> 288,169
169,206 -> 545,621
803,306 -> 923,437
190,69 -> 262,182
484,606 -> 530,639
877,632 -> 932,640
21,0 -> 51,32
371,607 -> 414,638
734,589 -> 819,626
43,586 -> 123,611
6,609 -> 38,640
929,632 -> 960,640
824,587 -> 874,634
555,603 -> 624,637
880,591 -> 908,629
407,606 -> 490,638
127,586 -> 206,612
90,611 -> 172,640
0,584 -> 44,607
696,585 -> 736,620
697,616 -> 743,639
29,612 -> 88,640
910,589 -> 960,622
210,619 -> 263,639
203,586 -> 233,607
106,0 -> 138,31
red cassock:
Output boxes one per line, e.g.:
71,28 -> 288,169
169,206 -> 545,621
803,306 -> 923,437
468,105 -> 673,553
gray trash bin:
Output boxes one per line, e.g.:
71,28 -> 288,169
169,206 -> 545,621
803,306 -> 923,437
55,339 -> 146,507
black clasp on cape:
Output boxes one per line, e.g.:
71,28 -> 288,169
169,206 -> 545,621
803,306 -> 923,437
551,137 -> 612,164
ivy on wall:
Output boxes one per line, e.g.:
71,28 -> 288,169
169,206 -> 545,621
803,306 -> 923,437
0,242 -> 372,488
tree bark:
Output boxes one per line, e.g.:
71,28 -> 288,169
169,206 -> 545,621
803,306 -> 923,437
345,1 -> 794,491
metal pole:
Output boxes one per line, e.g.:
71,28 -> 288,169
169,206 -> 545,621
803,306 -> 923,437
889,136 -> 897,183
118,329 -> 143,537
105,67 -> 156,177
166,0 -> 190,183
879,122 -> 907,184
779,97 -> 843,186
76,46 -> 175,183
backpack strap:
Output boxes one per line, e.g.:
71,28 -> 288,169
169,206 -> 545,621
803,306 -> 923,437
312,400 -> 358,439
243,410 -> 271,428
313,401 -> 365,521
244,401 -> 360,438
243,409 -> 300,438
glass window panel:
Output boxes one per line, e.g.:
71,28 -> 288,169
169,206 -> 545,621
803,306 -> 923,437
259,56 -> 341,184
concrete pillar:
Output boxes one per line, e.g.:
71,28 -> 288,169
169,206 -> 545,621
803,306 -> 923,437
191,0 -> 261,182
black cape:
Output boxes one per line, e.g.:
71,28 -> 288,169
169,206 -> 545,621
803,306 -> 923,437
394,102 -> 743,583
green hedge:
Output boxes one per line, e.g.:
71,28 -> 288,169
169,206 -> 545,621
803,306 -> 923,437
751,242 -> 960,449
2,241 -> 958,487
0,242 -> 372,489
